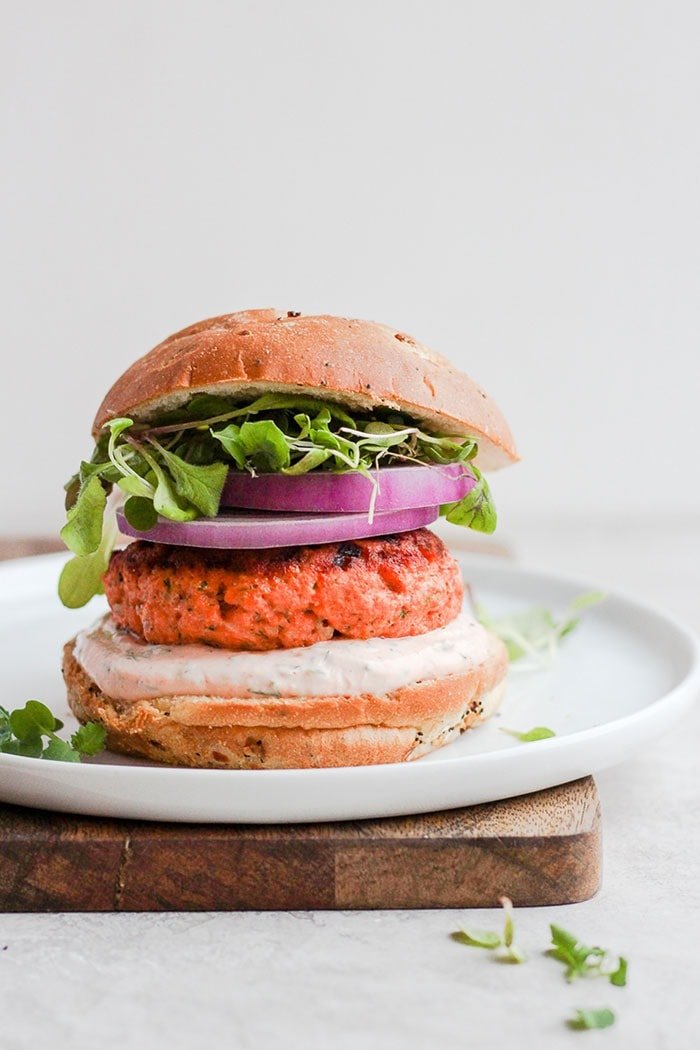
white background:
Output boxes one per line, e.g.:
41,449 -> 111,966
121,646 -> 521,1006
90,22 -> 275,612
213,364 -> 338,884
2,1 -> 699,534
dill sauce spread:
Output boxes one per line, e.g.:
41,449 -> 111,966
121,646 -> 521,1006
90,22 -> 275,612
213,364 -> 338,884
73,611 -> 491,701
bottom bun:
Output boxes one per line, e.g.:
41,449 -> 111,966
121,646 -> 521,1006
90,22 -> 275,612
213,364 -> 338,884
63,637 -> 507,769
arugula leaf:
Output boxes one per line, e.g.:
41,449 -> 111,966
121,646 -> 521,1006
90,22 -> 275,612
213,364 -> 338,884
139,449 -> 199,522
452,897 -> 526,963
237,420 -> 291,472
155,447 -> 228,516
71,722 -> 107,756
58,504 -> 118,609
60,473 -> 107,556
0,701 -> 107,762
501,726 -> 556,742
211,423 -> 246,469
123,495 -> 158,531
567,1008 -> 615,1031
444,467 -> 497,534
478,592 -> 606,667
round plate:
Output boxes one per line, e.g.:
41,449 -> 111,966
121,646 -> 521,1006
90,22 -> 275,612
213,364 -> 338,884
0,552 -> 697,823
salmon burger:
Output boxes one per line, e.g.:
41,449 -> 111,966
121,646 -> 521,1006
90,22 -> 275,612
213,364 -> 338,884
59,310 -> 517,768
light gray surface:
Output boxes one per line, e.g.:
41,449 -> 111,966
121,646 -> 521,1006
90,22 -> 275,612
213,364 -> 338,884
2,517 -> 699,1049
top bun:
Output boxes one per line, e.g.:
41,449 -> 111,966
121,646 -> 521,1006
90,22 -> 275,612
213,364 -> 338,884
93,310 -> 518,469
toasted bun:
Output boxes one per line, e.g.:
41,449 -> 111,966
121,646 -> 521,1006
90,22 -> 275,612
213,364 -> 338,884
63,634 -> 508,769
93,310 -> 517,470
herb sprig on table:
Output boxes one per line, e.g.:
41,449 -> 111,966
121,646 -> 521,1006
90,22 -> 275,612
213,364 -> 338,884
452,896 -> 526,963
451,913 -> 628,1031
0,701 -> 106,762
60,393 -> 497,608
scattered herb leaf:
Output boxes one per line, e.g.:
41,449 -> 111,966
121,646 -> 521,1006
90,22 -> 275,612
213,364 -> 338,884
548,925 -> 627,985
500,726 -> 556,742
567,1008 -> 615,1031
452,897 -> 526,963
477,592 -> 606,667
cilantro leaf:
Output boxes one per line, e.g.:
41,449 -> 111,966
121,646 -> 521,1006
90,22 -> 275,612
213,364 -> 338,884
71,722 -> 107,756
567,1008 -> 615,1031
501,726 -> 556,742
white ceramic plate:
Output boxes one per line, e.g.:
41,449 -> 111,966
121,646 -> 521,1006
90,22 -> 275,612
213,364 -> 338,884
0,552 -> 697,823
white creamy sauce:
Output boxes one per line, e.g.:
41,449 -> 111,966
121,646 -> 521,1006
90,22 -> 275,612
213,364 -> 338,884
73,612 -> 492,702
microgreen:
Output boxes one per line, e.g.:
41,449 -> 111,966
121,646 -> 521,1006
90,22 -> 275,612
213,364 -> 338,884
547,925 -> 628,985
0,702 -> 106,762
567,1008 -> 615,1031
450,906 -> 627,1032
500,726 -> 556,742
60,394 -> 498,607
477,591 -> 606,667
451,897 -> 527,964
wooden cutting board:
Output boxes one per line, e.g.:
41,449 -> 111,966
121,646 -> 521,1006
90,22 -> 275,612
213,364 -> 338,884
0,541 -> 601,911
0,778 -> 600,911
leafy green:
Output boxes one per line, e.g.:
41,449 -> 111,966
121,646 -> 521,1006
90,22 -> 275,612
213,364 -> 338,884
123,495 -> 158,531
60,473 -> 107,555
451,929 -> 502,950
154,445 -> 228,515
444,466 -> 497,534
0,702 -> 106,762
71,722 -> 108,756
567,1008 -> 615,1031
238,420 -> 291,472
548,925 -> 628,985
608,956 -> 628,988
501,725 -> 556,742
452,897 -> 526,964
477,591 -> 606,666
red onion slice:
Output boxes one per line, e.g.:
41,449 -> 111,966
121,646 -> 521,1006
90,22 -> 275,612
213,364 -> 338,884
220,463 -> 475,514
116,505 -> 439,550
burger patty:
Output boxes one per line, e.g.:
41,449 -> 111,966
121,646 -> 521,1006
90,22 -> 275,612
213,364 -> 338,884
102,528 -> 463,651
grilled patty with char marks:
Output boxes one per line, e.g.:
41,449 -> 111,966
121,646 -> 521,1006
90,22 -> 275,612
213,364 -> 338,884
102,529 -> 463,651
